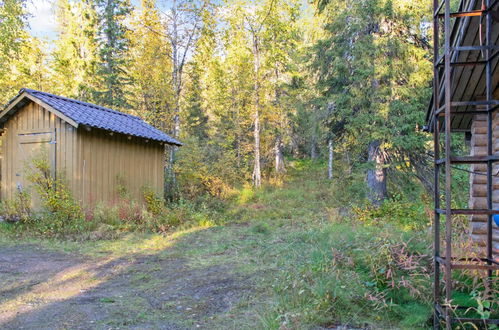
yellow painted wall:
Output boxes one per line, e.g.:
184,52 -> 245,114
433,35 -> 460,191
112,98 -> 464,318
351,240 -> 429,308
0,102 -> 76,204
74,129 -> 164,206
0,101 -> 165,208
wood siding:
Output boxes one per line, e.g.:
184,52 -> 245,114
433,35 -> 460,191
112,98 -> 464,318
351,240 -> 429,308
0,101 -> 165,209
0,102 -> 77,204
74,129 -> 164,206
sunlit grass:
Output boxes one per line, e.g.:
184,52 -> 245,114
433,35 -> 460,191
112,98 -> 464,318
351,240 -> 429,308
0,159 -> 438,329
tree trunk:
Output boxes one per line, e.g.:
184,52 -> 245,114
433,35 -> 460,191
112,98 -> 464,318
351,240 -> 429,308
328,138 -> 333,179
165,0 -> 180,201
366,140 -> 387,206
310,135 -> 317,160
252,35 -> 262,188
275,136 -> 285,174
345,152 -> 352,175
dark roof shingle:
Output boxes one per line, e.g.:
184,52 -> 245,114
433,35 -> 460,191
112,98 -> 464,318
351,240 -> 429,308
15,89 -> 181,145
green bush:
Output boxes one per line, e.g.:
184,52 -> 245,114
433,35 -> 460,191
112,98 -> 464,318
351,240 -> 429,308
353,194 -> 430,231
142,186 -> 167,216
25,157 -> 88,237
176,137 -> 245,199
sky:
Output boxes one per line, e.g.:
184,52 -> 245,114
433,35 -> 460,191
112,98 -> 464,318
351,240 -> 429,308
27,0 -> 143,41
27,0 -> 58,40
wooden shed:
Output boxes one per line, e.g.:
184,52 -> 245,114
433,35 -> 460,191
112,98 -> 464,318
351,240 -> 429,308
0,88 -> 181,209
426,0 -> 499,254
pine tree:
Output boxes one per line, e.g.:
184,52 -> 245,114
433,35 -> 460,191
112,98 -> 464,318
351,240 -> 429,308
183,5 -> 219,140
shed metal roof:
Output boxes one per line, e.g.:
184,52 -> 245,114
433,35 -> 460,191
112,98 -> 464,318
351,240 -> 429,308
0,88 -> 182,146
426,0 -> 499,132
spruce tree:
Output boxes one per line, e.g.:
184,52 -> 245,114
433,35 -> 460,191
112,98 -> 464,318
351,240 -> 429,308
93,0 -> 132,109
52,0 -> 99,101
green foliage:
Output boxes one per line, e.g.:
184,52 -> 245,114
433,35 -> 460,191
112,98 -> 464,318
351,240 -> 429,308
353,195 -> 431,231
0,0 -> 27,67
126,0 -> 174,130
142,186 -> 166,216
312,0 -> 433,196
27,157 -> 83,220
0,0 -> 50,105
176,137 -> 243,199
51,0 -> 100,100
24,157 -> 86,237
92,0 -> 133,109
262,224 -> 433,328
0,156 -> 89,238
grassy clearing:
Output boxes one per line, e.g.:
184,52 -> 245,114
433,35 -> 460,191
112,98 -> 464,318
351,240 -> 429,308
0,160 -> 452,329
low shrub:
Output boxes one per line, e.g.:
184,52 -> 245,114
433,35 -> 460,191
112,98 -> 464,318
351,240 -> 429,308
142,186 -> 167,216
353,194 -> 431,231
0,189 -> 32,222
1,156 -> 90,238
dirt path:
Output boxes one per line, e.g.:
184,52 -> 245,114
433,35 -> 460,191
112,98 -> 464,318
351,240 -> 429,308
0,238 -> 261,330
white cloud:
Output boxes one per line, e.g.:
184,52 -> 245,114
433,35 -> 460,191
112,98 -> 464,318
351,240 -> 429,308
27,0 -> 58,40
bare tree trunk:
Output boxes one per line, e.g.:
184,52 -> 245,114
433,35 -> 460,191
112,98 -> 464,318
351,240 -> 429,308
311,135 -> 317,160
366,140 -> 387,206
165,0 -> 180,201
252,35 -> 262,188
275,136 -> 285,174
344,152 -> 352,175
328,138 -> 333,179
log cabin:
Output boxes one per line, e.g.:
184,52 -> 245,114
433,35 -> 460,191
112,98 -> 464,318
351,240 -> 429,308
425,0 -> 499,255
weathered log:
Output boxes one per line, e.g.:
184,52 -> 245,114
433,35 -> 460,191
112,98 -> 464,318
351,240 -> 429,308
471,221 -> 499,234
471,186 -> 499,199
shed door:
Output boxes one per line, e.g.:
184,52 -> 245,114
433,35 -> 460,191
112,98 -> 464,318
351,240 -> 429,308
15,130 -> 56,210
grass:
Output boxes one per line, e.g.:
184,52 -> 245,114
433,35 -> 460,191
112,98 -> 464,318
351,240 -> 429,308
0,159 -> 472,329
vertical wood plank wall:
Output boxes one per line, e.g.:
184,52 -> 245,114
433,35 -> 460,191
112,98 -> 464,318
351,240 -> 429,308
0,101 -> 165,208
75,129 -> 164,206
0,102 -> 77,201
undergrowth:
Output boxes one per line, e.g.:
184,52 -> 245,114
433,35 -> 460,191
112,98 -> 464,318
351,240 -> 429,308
0,158 -> 492,328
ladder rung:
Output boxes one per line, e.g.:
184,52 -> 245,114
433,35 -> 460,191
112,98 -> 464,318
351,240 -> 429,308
435,208 -> 499,215
451,45 -> 499,52
437,110 -> 490,116
451,100 -> 499,107
435,101 -> 499,115
436,257 -> 499,270
451,263 -> 499,270
438,10 -> 485,18
435,155 -> 499,164
435,60 -> 487,68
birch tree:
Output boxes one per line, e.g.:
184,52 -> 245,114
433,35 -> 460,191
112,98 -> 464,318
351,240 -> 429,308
163,0 -> 212,198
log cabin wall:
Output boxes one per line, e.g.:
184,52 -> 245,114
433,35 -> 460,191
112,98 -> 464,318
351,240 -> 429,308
469,90 -> 499,255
